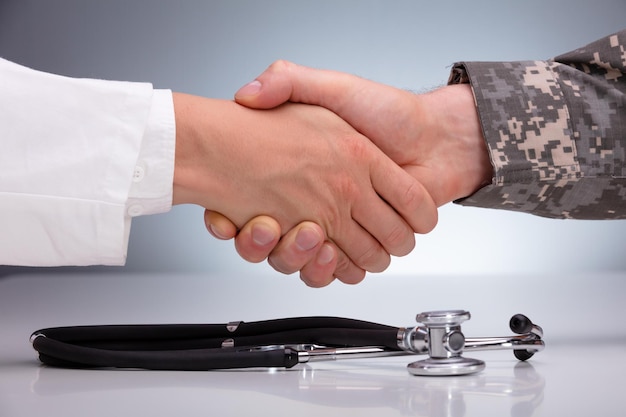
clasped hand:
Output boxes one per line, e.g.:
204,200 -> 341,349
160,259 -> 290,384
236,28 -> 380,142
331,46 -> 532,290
193,61 -> 492,287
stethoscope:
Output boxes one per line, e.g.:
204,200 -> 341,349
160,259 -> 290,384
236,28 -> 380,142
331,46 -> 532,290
30,310 -> 544,376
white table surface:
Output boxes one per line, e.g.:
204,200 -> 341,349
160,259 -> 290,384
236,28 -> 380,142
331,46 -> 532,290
1,272 -> 625,416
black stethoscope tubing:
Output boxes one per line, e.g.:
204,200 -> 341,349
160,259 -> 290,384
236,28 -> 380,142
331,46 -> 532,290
31,317 -> 401,371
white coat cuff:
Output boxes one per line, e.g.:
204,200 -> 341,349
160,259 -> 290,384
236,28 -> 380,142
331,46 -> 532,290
125,89 -> 175,218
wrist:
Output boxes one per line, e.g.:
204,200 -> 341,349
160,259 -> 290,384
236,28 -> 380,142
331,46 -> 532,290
171,92 -> 198,206
419,84 -> 492,204
171,93 -> 226,208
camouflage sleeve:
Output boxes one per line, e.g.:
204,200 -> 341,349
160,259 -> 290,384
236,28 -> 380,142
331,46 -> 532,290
448,30 -> 626,219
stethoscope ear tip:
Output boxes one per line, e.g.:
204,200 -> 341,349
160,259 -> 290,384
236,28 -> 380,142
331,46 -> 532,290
513,349 -> 535,361
509,314 -> 533,334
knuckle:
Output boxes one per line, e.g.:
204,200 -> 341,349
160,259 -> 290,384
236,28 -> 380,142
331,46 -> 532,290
383,224 -> 415,256
343,134 -> 369,158
334,261 -> 366,285
402,180 -> 424,214
333,177 -> 359,204
401,181 -> 439,234
334,252 -> 354,275
269,59 -> 296,75
353,244 -> 390,273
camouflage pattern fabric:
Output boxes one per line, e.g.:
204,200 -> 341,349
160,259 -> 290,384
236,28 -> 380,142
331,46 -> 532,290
449,30 -> 626,219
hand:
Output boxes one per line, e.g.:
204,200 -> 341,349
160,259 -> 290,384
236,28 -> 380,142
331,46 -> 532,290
172,93 -> 438,284
233,61 -> 491,205
206,210 -> 342,285
204,61 -> 493,284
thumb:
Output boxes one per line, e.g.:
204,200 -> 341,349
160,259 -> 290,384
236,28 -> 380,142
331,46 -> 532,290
204,210 -> 238,240
234,60 -> 416,147
234,60 -> 357,110
234,60 -> 297,109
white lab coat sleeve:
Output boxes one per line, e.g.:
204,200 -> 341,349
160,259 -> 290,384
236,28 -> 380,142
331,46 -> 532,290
0,58 -> 175,266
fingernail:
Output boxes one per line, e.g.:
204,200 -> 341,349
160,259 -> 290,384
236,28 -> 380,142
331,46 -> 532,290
209,224 -> 229,240
235,80 -> 262,97
316,244 -> 335,265
251,223 -> 275,246
295,227 -> 322,251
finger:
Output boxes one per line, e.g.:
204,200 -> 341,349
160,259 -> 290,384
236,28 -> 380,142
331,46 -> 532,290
329,243 -> 368,285
298,242 -> 366,288
330,220 -> 391,273
204,210 -> 238,240
323,139 -> 415,263
261,224 -> 366,287
234,216 -> 281,263
350,187 -> 416,258
339,143 -> 418,256
296,243 -> 337,288
266,222 -> 326,274
370,155 -> 439,236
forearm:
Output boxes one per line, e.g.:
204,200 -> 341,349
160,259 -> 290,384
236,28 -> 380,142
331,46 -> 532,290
450,30 -> 626,219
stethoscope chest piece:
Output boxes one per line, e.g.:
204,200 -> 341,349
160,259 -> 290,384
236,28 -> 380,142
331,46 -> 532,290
407,310 -> 485,376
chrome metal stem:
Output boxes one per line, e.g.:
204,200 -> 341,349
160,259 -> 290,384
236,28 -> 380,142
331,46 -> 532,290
464,336 -> 545,352
298,346 -> 408,363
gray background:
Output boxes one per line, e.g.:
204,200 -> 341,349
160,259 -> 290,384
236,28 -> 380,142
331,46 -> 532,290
1,0 -> 625,280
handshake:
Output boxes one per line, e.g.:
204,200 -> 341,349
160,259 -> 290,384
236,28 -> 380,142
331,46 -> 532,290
172,61 -> 493,287
3,31 -> 617,273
